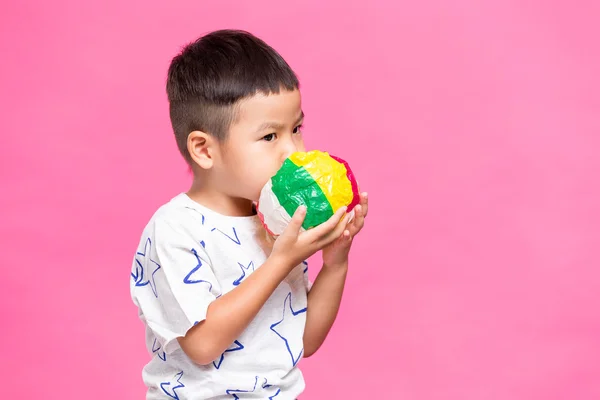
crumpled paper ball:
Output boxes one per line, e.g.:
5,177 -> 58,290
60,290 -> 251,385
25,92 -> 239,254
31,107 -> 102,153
257,150 -> 360,236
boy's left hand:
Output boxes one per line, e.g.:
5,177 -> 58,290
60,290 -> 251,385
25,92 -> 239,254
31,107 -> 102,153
322,192 -> 368,267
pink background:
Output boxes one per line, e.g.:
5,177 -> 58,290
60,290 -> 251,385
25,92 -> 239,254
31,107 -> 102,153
2,0 -> 599,398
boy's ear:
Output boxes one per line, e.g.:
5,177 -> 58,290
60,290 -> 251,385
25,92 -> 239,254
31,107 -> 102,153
187,130 -> 215,169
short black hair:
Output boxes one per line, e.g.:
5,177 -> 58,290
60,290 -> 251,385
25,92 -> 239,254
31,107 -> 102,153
166,29 -> 300,164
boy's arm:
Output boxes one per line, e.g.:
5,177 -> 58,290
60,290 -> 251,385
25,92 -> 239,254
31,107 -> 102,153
302,262 -> 348,358
178,206 -> 349,365
303,192 -> 368,357
178,254 -> 291,365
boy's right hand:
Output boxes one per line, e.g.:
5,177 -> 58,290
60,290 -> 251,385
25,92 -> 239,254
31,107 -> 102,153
271,205 -> 350,269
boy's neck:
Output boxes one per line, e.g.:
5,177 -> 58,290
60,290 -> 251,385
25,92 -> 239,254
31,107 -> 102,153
187,180 -> 255,217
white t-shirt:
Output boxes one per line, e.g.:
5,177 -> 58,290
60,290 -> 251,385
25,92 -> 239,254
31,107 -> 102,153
130,193 -> 311,399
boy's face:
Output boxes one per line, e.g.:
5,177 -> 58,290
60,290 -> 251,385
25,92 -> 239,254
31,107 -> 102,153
215,89 -> 305,202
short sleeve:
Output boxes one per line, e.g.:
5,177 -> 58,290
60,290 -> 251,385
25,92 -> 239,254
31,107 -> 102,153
131,215 -> 221,354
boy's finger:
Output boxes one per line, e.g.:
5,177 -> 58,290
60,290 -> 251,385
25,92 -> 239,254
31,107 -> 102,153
348,220 -> 364,237
307,206 -> 347,241
361,193 -> 369,218
284,205 -> 306,237
319,211 -> 351,245
348,205 -> 365,236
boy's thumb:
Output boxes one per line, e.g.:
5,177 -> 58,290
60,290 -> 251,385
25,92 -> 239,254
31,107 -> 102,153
285,205 -> 306,236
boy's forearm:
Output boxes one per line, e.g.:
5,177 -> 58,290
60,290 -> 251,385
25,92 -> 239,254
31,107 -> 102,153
178,255 -> 291,365
303,262 -> 348,357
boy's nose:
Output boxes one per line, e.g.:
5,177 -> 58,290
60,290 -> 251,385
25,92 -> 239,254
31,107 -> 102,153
281,141 -> 298,161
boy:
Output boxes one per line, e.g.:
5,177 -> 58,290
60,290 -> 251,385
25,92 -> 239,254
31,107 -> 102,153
130,29 -> 368,399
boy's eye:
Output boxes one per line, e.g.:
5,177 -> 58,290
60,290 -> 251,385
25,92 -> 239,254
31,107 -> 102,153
262,133 -> 276,142
293,124 -> 304,134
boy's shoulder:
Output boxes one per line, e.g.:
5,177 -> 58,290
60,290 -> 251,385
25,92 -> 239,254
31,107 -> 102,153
144,193 -> 207,235
140,192 -> 265,255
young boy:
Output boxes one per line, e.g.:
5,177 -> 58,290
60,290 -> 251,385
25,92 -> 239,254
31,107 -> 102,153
130,29 -> 368,399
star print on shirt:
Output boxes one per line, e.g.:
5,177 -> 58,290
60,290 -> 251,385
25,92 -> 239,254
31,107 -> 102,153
226,376 -> 280,399
152,338 -> 166,361
302,260 -> 308,273
160,371 -> 185,400
213,340 -> 244,369
211,226 -> 241,245
263,383 -> 281,399
183,241 -> 214,291
233,261 -> 254,286
270,292 -> 307,366
131,237 -> 161,298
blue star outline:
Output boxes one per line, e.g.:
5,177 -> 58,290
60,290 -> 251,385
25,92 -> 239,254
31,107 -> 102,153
131,237 -> 161,297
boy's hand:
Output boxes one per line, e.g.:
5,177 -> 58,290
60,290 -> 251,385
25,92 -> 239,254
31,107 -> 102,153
322,192 -> 368,267
271,205 -> 351,270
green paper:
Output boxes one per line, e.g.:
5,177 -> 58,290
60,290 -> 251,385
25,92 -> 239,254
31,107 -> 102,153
271,159 -> 334,230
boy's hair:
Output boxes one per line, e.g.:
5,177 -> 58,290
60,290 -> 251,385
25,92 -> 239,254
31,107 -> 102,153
166,29 -> 300,164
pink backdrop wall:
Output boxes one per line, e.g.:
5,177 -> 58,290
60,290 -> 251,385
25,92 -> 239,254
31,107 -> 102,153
2,0 -> 599,398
